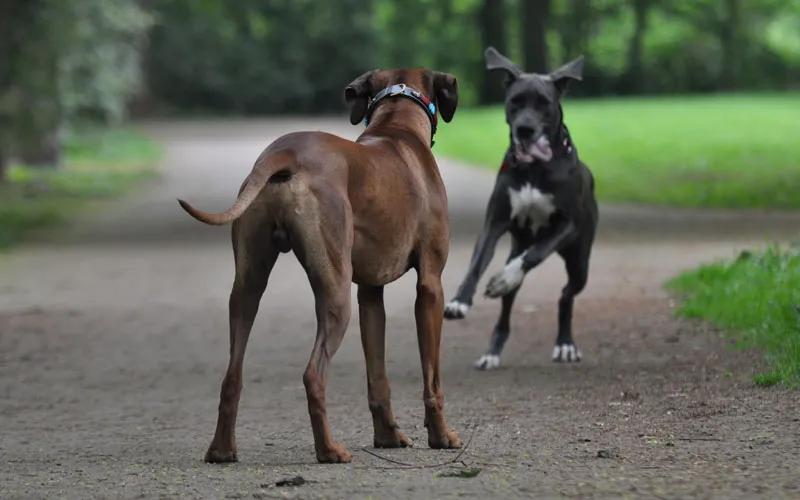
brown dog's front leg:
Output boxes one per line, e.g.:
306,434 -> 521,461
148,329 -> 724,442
415,272 -> 461,450
358,285 -> 410,448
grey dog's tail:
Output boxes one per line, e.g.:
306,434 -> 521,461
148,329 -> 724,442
177,161 -> 292,226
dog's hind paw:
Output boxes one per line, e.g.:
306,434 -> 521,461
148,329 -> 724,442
204,448 -> 238,463
474,354 -> 501,370
315,442 -> 353,464
444,300 -> 470,319
552,343 -> 582,363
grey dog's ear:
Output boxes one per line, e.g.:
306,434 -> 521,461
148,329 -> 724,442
484,46 -> 522,84
549,56 -> 584,95
433,71 -> 459,123
344,69 -> 379,125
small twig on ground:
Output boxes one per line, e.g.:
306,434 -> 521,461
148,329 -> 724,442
676,437 -> 723,442
357,419 -> 480,470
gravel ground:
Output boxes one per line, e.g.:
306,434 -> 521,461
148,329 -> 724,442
1,118 -> 799,500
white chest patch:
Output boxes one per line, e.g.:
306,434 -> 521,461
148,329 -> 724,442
507,184 -> 556,233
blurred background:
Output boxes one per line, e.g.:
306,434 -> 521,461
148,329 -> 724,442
1,0 -> 799,248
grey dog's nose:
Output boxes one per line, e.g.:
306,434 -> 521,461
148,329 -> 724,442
515,125 -> 535,140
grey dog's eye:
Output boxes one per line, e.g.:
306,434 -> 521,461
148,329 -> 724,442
535,96 -> 550,109
509,95 -> 525,107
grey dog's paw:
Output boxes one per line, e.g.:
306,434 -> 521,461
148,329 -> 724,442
552,343 -> 582,362
444,300 -> 469,319
474,353 -> 501,370
484,259 -> 524,298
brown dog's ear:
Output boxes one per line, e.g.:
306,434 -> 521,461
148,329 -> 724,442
344,69 -> 379,125
433,71 -> 459,123
485,46 -> 522,85
549,56 -> 584,95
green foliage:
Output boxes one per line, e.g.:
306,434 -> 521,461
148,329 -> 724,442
8,0 -> 153,126
0,0 -> 154,174
58,1 -> 154,125
145,0 -> 376,114
0,129 -> 161,249
142,0 -> 800,115
666,245 -> 800,388
434,93 -> 800,209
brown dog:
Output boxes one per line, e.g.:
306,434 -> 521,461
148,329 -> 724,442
178,68 -> 461,464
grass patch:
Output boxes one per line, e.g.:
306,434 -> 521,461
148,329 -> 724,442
0,128 -> 162,249
435,93 -> 800,209
666,245 -> 800,388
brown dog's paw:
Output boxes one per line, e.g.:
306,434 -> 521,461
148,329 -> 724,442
204,447 -> 238,463
316,442 -> 353,464
374,428 -> 412,449
428,429 -> 462,450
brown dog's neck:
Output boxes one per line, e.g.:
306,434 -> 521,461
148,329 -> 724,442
359,100 -> 435,150
360,83 -> 438,148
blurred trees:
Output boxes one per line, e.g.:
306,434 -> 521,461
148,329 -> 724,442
0,0 -> 152,179
142,0 -> 799,116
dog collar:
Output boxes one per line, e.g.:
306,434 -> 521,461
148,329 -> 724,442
363,84 -> 438,148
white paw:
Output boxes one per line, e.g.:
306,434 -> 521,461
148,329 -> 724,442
484,258 -> 524,298
444,300 -> 470,319
474,354 -> 501,370
552,343 -> 582,363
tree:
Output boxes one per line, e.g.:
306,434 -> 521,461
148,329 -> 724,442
719,0 -> 741,90
0,0 -> 38,181
620,0 -> 652,93
479,0 -> 508,104
658,0 -> 782,91
6,0 -> 153,170
521,0 -> 550,73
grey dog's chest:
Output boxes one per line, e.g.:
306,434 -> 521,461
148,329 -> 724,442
506,182 -> 556,234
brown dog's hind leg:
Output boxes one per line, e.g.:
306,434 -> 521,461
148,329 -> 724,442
358,285 -> 410,449
304,277 -> 352,463
414,251 -> 461,450
205,223 -> 278,463
294,190 -> 354,464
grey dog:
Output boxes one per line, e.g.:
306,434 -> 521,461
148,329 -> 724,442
444,47 -> 599,370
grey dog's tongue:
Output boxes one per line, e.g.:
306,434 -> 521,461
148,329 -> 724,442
529,136 -> 552,162
515,136 -> 553,163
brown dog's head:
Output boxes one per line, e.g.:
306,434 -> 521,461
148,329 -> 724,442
485,47 -> 583,163
344,68 -> 459,127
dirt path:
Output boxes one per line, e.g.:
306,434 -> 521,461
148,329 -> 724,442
1,118 -> 799,500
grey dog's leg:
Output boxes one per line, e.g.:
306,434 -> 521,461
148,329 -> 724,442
474,237 -> 523,370
444,220 -> 506,319
445,177 -> 510,320
553,241 -> 592,362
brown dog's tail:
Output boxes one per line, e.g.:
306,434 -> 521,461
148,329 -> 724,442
177,161 -> 290,226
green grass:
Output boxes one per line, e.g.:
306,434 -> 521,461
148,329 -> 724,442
666,245 -> 800,388
435,93 -> 800,210
0,128 -> 162,249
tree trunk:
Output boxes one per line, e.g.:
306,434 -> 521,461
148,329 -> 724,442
0,138 -> 8,183
558,0 -> 590,60
521,0 -> 550,73
479,0 -> 508,104
719,0 -> 740,90
620,0 -> 650,94
17,25 -> 63,170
